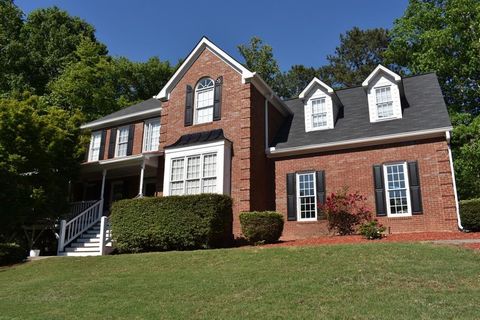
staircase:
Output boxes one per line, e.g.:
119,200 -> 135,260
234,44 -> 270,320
57,200 -> 113,257
58,222 -> 110,256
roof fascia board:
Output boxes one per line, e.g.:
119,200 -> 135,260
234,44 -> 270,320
299,77 -> 334,99
80,107 -> 162,130
268,127 -> 452,158
247,73 -> 292,116
362,64 -> 401,87
155,37 -> 254,101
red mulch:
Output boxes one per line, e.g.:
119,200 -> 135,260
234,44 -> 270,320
262,232 -> 480,250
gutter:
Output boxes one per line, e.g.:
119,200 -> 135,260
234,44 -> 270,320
80,107 -> 162,130
445,131 -> 463,230
268,126 -> 453,157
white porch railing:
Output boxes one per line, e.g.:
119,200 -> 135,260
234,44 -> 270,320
69,200 -> 98,217
57,199 -> 103,253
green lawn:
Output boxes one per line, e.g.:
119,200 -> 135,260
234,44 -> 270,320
0,243 -> 479,320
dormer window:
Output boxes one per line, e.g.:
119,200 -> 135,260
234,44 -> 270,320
195,78 -> 215,124
311,98 -> 328,128
363,65 -> 403,123
375,86 -> 394,119
299,78 -> 337,132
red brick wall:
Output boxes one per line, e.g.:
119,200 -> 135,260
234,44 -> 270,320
274,138 -> 458,239
158,48 -> 254,235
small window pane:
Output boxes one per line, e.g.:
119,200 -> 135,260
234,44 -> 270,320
187,156 -> 200,179
171,159 -> 185,181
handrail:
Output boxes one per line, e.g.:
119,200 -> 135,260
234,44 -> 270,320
69,200 -> 98,217
57,199 -> 104,253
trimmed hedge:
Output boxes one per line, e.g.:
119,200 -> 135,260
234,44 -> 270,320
239,211 -> 284,244
460,198 -> 480,231
110,194 -> 233,253
0,243 -> 27,266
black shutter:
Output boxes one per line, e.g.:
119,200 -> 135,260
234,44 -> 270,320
408,161 -> 423,215
126,124 -> 135,156
373,165 -> 387,216
213,76 -> 223,121
98,129 -> 107,160
315,171 -> 326,219
108,128 -> 117,159
184,85 -> 194,126
286,173 -> 297,221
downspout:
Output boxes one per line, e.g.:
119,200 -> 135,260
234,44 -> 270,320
264,96 -> 269,151
446,131 -> 463,230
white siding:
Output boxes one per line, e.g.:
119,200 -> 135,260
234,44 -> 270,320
367,73 -> 402,122
304,87 -> 335,132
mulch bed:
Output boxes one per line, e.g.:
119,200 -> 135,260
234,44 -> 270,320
262,232 -> 480,250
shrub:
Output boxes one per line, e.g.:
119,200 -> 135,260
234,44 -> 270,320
0,243 -> 27,266
239,211 -> 284,244
460,198 -> 480,231
320,188 -> 372,235
359,220 -> 386,240
110,194 -> 233,253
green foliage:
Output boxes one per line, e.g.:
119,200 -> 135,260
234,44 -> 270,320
359,220 -> 386,240
238,37 -> 280,89
110,195 -> 233,253
239,211 -> 284,244
385,0 -> 480,115
321,188 -> 372,235
460,198 -> 480,231
322,27 -> 391,88
0,96 -> 85,241
274,65 -> 327,99
0,243 -> 26,266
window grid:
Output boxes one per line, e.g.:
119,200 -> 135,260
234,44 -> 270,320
143,118 -> 160,152
384,163 -> 410,216
375,86 -> 394,119
89,131 -> 102,162
195,78 -> 215,124
169,153 -> 218,195
115,126 -> 129,157
297,173 -> 317,221
311,98 -> 327,128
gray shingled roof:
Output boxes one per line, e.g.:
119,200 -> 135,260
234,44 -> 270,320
83,98 -> 161,128
166,129 -> 229,148
272,73 -> 452,150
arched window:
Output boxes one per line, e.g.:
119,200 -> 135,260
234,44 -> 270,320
195,78 -> 215,124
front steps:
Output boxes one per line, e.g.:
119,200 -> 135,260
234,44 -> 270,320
58,222 -> 111,256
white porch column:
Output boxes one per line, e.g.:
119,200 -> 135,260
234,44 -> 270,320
138,159 -> 145,197
100,169 -> 107,200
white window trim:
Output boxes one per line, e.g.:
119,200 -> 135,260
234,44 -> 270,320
296,172 -> 317,222
374,85 -> 395,121
383,162 -> 412,217
88,131 -> 102,162
170,153 -> 217,195
163,140 -> 231,196
311,97 -> 329,129
194,78 -> 215,125
115,125 -> 130,158
142,118 -> 160,152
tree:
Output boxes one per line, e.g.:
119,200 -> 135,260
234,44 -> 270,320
274,65 -> 328,99
322,27 -> 390,88
0,95 -> 85,243
238,37 -> 281,89
386,0 -> 480,199
385,0 -> 480,115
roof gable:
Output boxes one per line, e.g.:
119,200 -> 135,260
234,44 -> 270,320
299,77 -> 334,98
362,65 -> 401,87
155,37 -> 254,101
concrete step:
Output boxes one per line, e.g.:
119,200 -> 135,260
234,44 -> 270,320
58,251 -> 101,257
65,246 -> 100,253
71,242 -> 100,248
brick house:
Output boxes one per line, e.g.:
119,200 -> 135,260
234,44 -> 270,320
59,37 -> 461,255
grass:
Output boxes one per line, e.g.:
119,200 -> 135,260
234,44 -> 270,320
0,243 -> 479,319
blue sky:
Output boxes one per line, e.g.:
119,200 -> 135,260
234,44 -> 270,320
15,0 -> 409,71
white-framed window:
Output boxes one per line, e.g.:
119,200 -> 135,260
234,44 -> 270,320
296,172 -> 317,221
115,126 -> 130,157
383,162 -> 411,217
169,153 -> 218,196
375,86 -> 394,119
143,118 -> 160,152
88,131 -> 102,162
311,98 -> 328,128
195,78 -> 215,124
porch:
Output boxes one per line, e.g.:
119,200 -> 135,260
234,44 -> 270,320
58,154 -> 164,256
